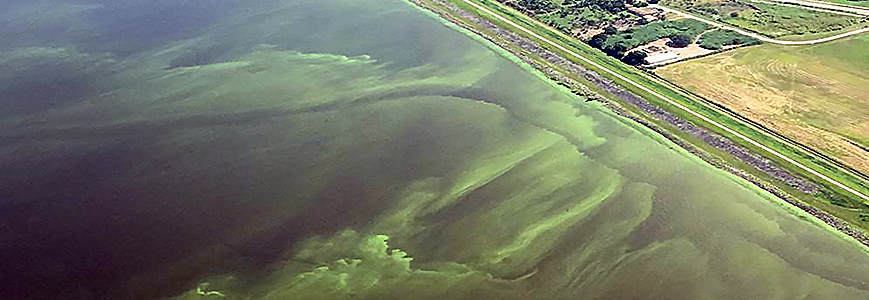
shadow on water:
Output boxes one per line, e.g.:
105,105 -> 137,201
0,78 -> 98,117
166,43 -> 238,69
77,0 -> 247,58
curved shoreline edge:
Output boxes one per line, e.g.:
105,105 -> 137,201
405,0 -> 869,250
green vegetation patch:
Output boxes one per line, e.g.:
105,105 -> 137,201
727,2 -> 866,38
663,0 -> 867,38
503,0 -> 641,32
804,28 -> 869,70
588,19 -> 712,57
698,29 -> 761,49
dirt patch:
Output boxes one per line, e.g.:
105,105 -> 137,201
579,28 -> 604,39
630,37 -> 717,65
664,11 -> 686,19
577,22 -> 636,39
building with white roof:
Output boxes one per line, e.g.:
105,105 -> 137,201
644,52 -> 679,64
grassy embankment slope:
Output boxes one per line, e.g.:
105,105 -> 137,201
657,33 -> 869,221
662,0 -> 868,40
420,0 -> 869,231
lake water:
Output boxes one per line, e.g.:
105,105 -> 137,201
2,0 -> 869,299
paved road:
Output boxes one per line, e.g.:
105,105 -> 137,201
459,0 -> 869,203
653,4 -> 869,45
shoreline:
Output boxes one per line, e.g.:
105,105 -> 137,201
407,0 -> 869,248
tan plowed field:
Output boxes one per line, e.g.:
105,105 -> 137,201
657,34 -> 869,174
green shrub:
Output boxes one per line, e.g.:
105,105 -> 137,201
667,34 -> 692,47
622,51 -> 648,65
503,0 -> 641,32
591,19 -> 712,57
698,29 -> 761,50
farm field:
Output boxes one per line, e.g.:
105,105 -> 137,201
656,32 -> 869,175
662,0 -> 868,38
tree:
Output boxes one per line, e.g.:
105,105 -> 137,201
604,25 -> 618,35
587,33 -> 608,48
730,12 -> 739,18
635,1 -> 649,7
517,0 -> 558,14
667,34 -> 692,48
648,0 -> 659,4
603,44 -> 627,58
622,51 -> 648,65
594,0 -> 628,14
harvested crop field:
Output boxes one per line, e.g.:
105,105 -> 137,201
656,33 -> 869,175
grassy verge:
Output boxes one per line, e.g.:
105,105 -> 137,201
421,0 -> 869,231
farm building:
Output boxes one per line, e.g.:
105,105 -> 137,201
645,52 -> 679,64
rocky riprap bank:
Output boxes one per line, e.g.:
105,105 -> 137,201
408,0 -> 869,247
